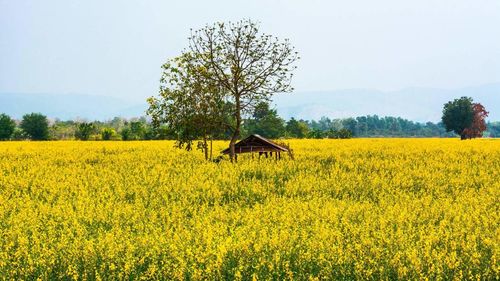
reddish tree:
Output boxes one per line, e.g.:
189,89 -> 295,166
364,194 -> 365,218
463,103 -> 489,139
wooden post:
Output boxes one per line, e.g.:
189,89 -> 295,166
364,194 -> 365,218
275,151 -> 278,160
278,152 -> 281,160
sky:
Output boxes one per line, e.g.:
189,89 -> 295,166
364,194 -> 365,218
1,0 -> 499,103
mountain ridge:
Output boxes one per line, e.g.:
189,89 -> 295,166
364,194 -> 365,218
1,83 -> 499,122
273,83 -> 500,122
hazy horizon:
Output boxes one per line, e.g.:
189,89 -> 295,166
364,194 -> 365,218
2,83 -> 500,123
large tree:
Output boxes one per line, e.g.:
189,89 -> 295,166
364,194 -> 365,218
0,113 -> 16,140
187,20 -> 299,161
21,113 -> 49,140
442,97 -> 474,140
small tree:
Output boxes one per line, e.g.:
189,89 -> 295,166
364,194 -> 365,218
0,113 -> 16,140
442,97 -> 474,140
338,128 -> 353,139
121,127 -> 131,141
308,128 -> 324,139
21,113 -> 49,140
286,118 -> 309,138
148,53 -> 229,160
75,122 -> 95,140
101,128 -> 116,140
188,19 -> 299,161
129,121 -> 146,140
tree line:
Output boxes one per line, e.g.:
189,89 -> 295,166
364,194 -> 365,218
1,109 -> 498,142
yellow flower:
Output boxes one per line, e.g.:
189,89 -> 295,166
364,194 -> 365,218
0,139 -> 498,279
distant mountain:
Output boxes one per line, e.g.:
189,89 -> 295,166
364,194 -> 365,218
273,83 -> 500,122
0,93 -> 147,120
1,83 -> 499,122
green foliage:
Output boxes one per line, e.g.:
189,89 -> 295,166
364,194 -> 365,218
101,128 -> 116,141
119,119 -> 153,141
308,128 -> 324,139
285,118 -> 310,138
75,122 -> 95,141
0,113 -> 16,140
20,113 -> 49,140
121,127 -> 131,141
152,125 -> 177,140
442,97 -> 474,139
129,121 -> 146,140
244,102 -> 285,139
11,128 -> 27,140
50,120 -> 76,140
338,128 -> 353,139
342,118 -> 357,134
305,127 -> 352,139
306,115 -> 455,138
4,112 -> 489,142
148,52 -> 230,159
327,128 -> 353,139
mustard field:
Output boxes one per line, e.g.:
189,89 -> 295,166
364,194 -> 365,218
0,139 -> 498,280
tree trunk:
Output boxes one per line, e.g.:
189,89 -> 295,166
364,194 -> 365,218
460,132 -> 466,140
210,137 -> 213,161
203,135 -> 208,160
229,95 -> 241,163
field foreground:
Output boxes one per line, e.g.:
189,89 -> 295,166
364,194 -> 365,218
0,139 -> 499,280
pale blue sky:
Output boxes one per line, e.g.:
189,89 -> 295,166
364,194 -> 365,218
1,0 -> 499,102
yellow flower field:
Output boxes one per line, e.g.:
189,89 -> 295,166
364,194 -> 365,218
0,139 -> 498,280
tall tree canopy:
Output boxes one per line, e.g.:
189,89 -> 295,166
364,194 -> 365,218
21,113 -> 50,141
0,113 -> 16,140
442,97 -> 488,140
187,19 -> 299,161
442,97 -> 474,140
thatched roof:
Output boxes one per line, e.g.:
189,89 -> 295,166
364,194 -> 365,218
221,134 -> 289,154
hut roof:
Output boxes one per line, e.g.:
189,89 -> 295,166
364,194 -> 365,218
221,134 -> 289,154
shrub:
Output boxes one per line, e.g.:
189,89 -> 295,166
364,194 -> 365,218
101,128 -> 116,141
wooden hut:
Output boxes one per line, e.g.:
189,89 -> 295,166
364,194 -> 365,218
221,134 -> 289,160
